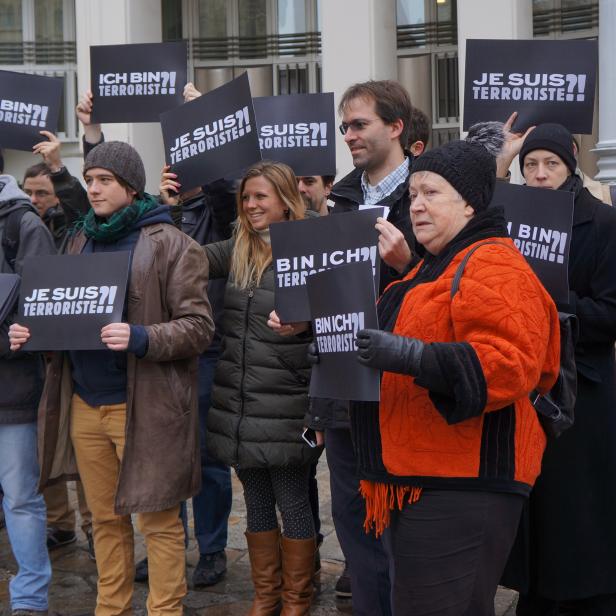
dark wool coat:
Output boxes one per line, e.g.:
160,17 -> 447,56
205,238 -> 320,469
37,224 -> 214,514
504,187 -> 616,600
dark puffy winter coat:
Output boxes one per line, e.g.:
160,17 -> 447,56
205,237 -> 320,468
504,185 -> 616,600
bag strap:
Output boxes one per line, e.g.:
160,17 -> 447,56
450,240 -> 518,299
2,205 -> 30,272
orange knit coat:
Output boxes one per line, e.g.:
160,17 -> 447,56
360,238 -> 561,535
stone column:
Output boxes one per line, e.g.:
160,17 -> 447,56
593,0 -> 616,183
320,0 -> 397,178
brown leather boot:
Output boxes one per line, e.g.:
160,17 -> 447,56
280,536 -> 316,616
246,528 -> 282,616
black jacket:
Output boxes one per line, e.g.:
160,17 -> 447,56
48,166 -> 91,252
307,159 -> 418,431
0,175 -> 56,424
180,181 -> 236,353
504,186 -> 616,600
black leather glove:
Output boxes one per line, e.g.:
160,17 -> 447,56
356,329 -> 424,376
307,341 -> 320,365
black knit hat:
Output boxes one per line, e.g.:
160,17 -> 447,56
83,141 -> 146,194
519,123 -> 576,175
411,122 -> 503,212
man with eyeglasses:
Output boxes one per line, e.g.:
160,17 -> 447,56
305,80 -> 416,616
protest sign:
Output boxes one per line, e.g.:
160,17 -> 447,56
307,261 -> 380,402
490,182 -> 573,303
464,39 -> 597,133
160,72 -> 261,190
0,273 -> 20,324
610,184 -> 616,207
253,93 -> 335,176
19,252 -> 131,351
270,208 -> 383,322
90,41 -> 187,123
0,70 -> 63,151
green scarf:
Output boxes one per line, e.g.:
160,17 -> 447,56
77,193 -> 159,243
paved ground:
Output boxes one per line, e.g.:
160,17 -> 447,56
1,454 -> 518,615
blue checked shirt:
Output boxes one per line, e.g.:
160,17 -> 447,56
361,157 -> 410,206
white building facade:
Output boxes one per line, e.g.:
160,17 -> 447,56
1,0 -> 612,191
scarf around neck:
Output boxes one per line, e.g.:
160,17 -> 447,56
77,193 -> 159,243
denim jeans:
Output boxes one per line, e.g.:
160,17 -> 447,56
0,421 -> 51,611
192,354 -> 232,555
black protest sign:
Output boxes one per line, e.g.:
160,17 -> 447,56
0,70 -> 63,151
19,252 -> 130,351
270,208 -> 383,322
0,273 -> 20,324
253,93 -> 335,176
463,39 -> 598,133
307,261 -> 379,402
90,42 -> 187,123
490,182 -> 573,303
160,72 -> 261,190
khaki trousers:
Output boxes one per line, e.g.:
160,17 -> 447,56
44,479 -> 92,534
70,394 -> 186,616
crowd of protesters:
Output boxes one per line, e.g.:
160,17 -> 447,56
1,72 -> 616,616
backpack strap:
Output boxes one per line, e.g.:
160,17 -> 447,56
450,240 -> 518,299
2,205 -> 31,271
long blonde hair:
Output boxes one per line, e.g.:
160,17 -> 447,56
231,161 -> 306,289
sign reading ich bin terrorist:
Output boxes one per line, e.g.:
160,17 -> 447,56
90,41 -> 187,123
463,39 -> 598,134
0,70 -> 63,151
253,93 -> 336,176
160,72 -> 261,190
307,261 -> 380,402
270,208 -> 383,323
19,252 -> 131,351
490,181 -> 573,305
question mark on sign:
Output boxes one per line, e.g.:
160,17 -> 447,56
565,74 -> 577,102
30,105 -> 41,127
98,286 -> 110,313
160,72 -> 170,94
549,230 -> 561,262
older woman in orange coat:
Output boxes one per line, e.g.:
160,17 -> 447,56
351,128 -> 561,616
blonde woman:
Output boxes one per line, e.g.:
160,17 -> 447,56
204,161 -> 319,616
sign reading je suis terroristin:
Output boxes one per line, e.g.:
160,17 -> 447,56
90,41 -> 187,123
307,261 -> 380,402
463,39 -> 598,133
270,208 -> 383,323
0,70 -> 63,151
490,182 -> 573,304
18,252 -> 131,351
160,72 -> 261,190
253,93 -> 336,176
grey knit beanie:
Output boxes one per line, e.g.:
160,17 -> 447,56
83,141 -> 146,195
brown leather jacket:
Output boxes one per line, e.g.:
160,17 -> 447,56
37,223 -> 214,514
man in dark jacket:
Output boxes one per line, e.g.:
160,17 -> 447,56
1,165 -> 56,615
25,131 -> 90,252
306,80 -> 417,615
158,166 -> 237,587
497,121 -> 616,616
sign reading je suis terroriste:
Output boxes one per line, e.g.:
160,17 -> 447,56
464,39 -> 598,133
90,41 -> 187,123
160,72 -> 261,189
0,70 -> 63,151
18,252 -> 131,351
253,92 -> 336,176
